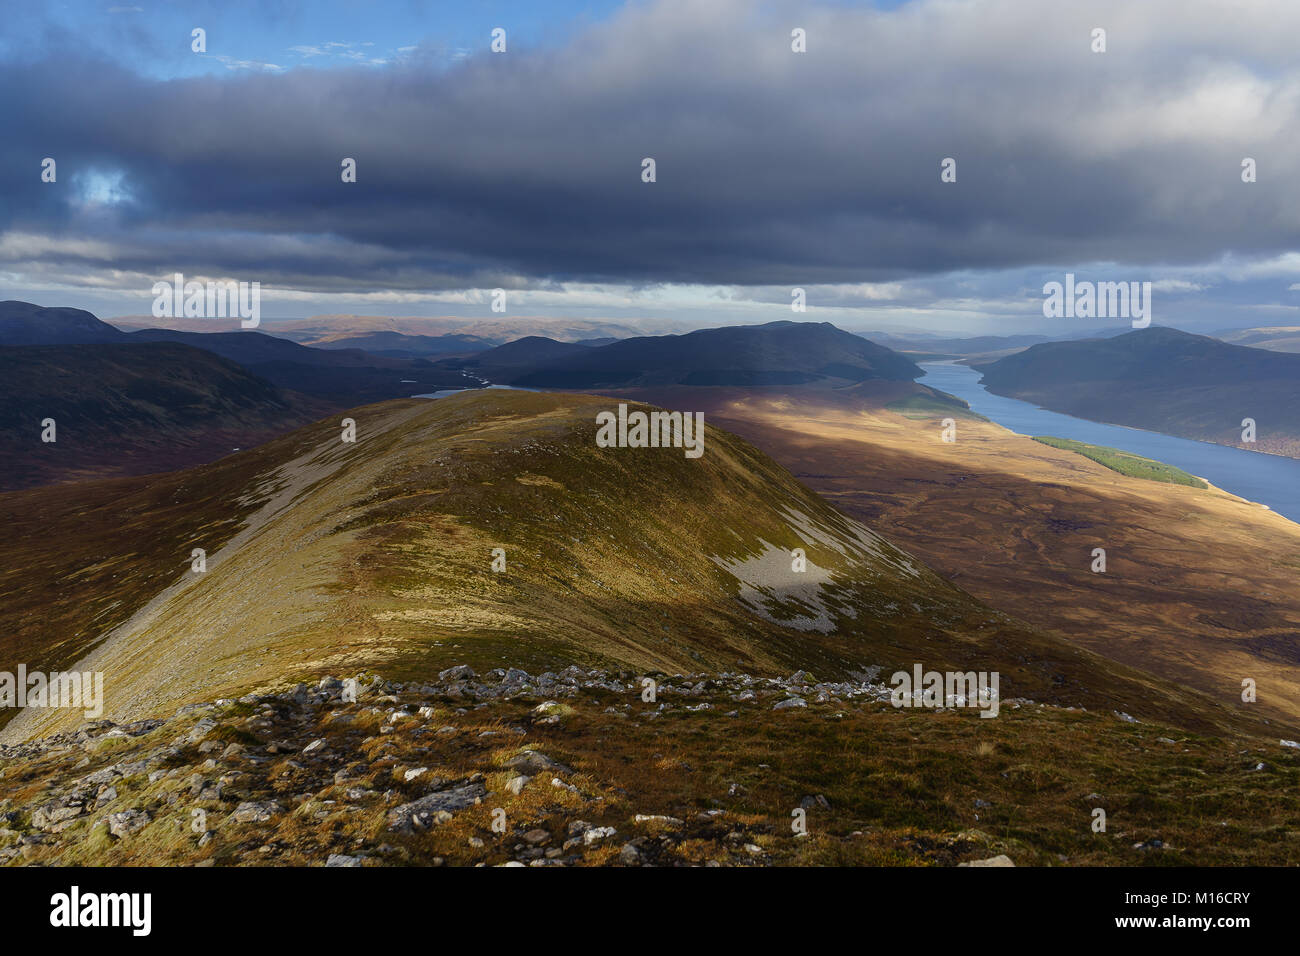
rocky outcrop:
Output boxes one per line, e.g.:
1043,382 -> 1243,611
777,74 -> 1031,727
0,665 -> 1032,867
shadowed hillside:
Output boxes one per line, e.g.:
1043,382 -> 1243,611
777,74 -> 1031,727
975,328 -> 1300,457
0,301 -> 127,345
443,321 -> 921,388
0,343 -> 334,490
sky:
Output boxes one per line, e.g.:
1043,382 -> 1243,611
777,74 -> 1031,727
4,0 -> 1300,335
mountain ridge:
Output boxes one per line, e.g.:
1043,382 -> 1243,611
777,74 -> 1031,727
0,388 -> 1249,744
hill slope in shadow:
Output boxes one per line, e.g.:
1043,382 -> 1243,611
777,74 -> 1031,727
975,327 -> 1300,457
446,321 -> 922,388
0,343 -> 334,490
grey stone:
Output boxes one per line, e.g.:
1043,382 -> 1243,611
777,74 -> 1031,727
503,750 -> 571,776
107,809 -> 150,838
618,843 -> 643,865
229,800 -> 283,824
386,782 -> 486,832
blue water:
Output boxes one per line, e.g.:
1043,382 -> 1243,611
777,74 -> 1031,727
411,384 -> 531,399
920,362 -> 1300,524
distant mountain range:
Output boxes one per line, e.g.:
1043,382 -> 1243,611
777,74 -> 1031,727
446,321 -> 922,388
975,327 -> 1300,457
21,299 -> 1295,470
109,313 -> 675,345
0,301 -> 469,414
1,303 -> 930,487
311,331 -> 498,357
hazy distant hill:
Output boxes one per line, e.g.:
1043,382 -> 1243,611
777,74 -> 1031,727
0,301 -> 128,345
975,327 -> 1300,456
0,343 -> 332,489
275,315 -> 665,345
107,314 -> 664,345
1216,326 -> 1300,353
312,330 -> 498,356
452,321 -> 921,388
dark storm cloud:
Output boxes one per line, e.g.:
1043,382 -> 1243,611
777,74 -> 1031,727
4,0 -> 1300,295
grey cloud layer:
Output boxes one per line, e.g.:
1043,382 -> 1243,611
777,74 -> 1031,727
4,0 -> 1300,295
